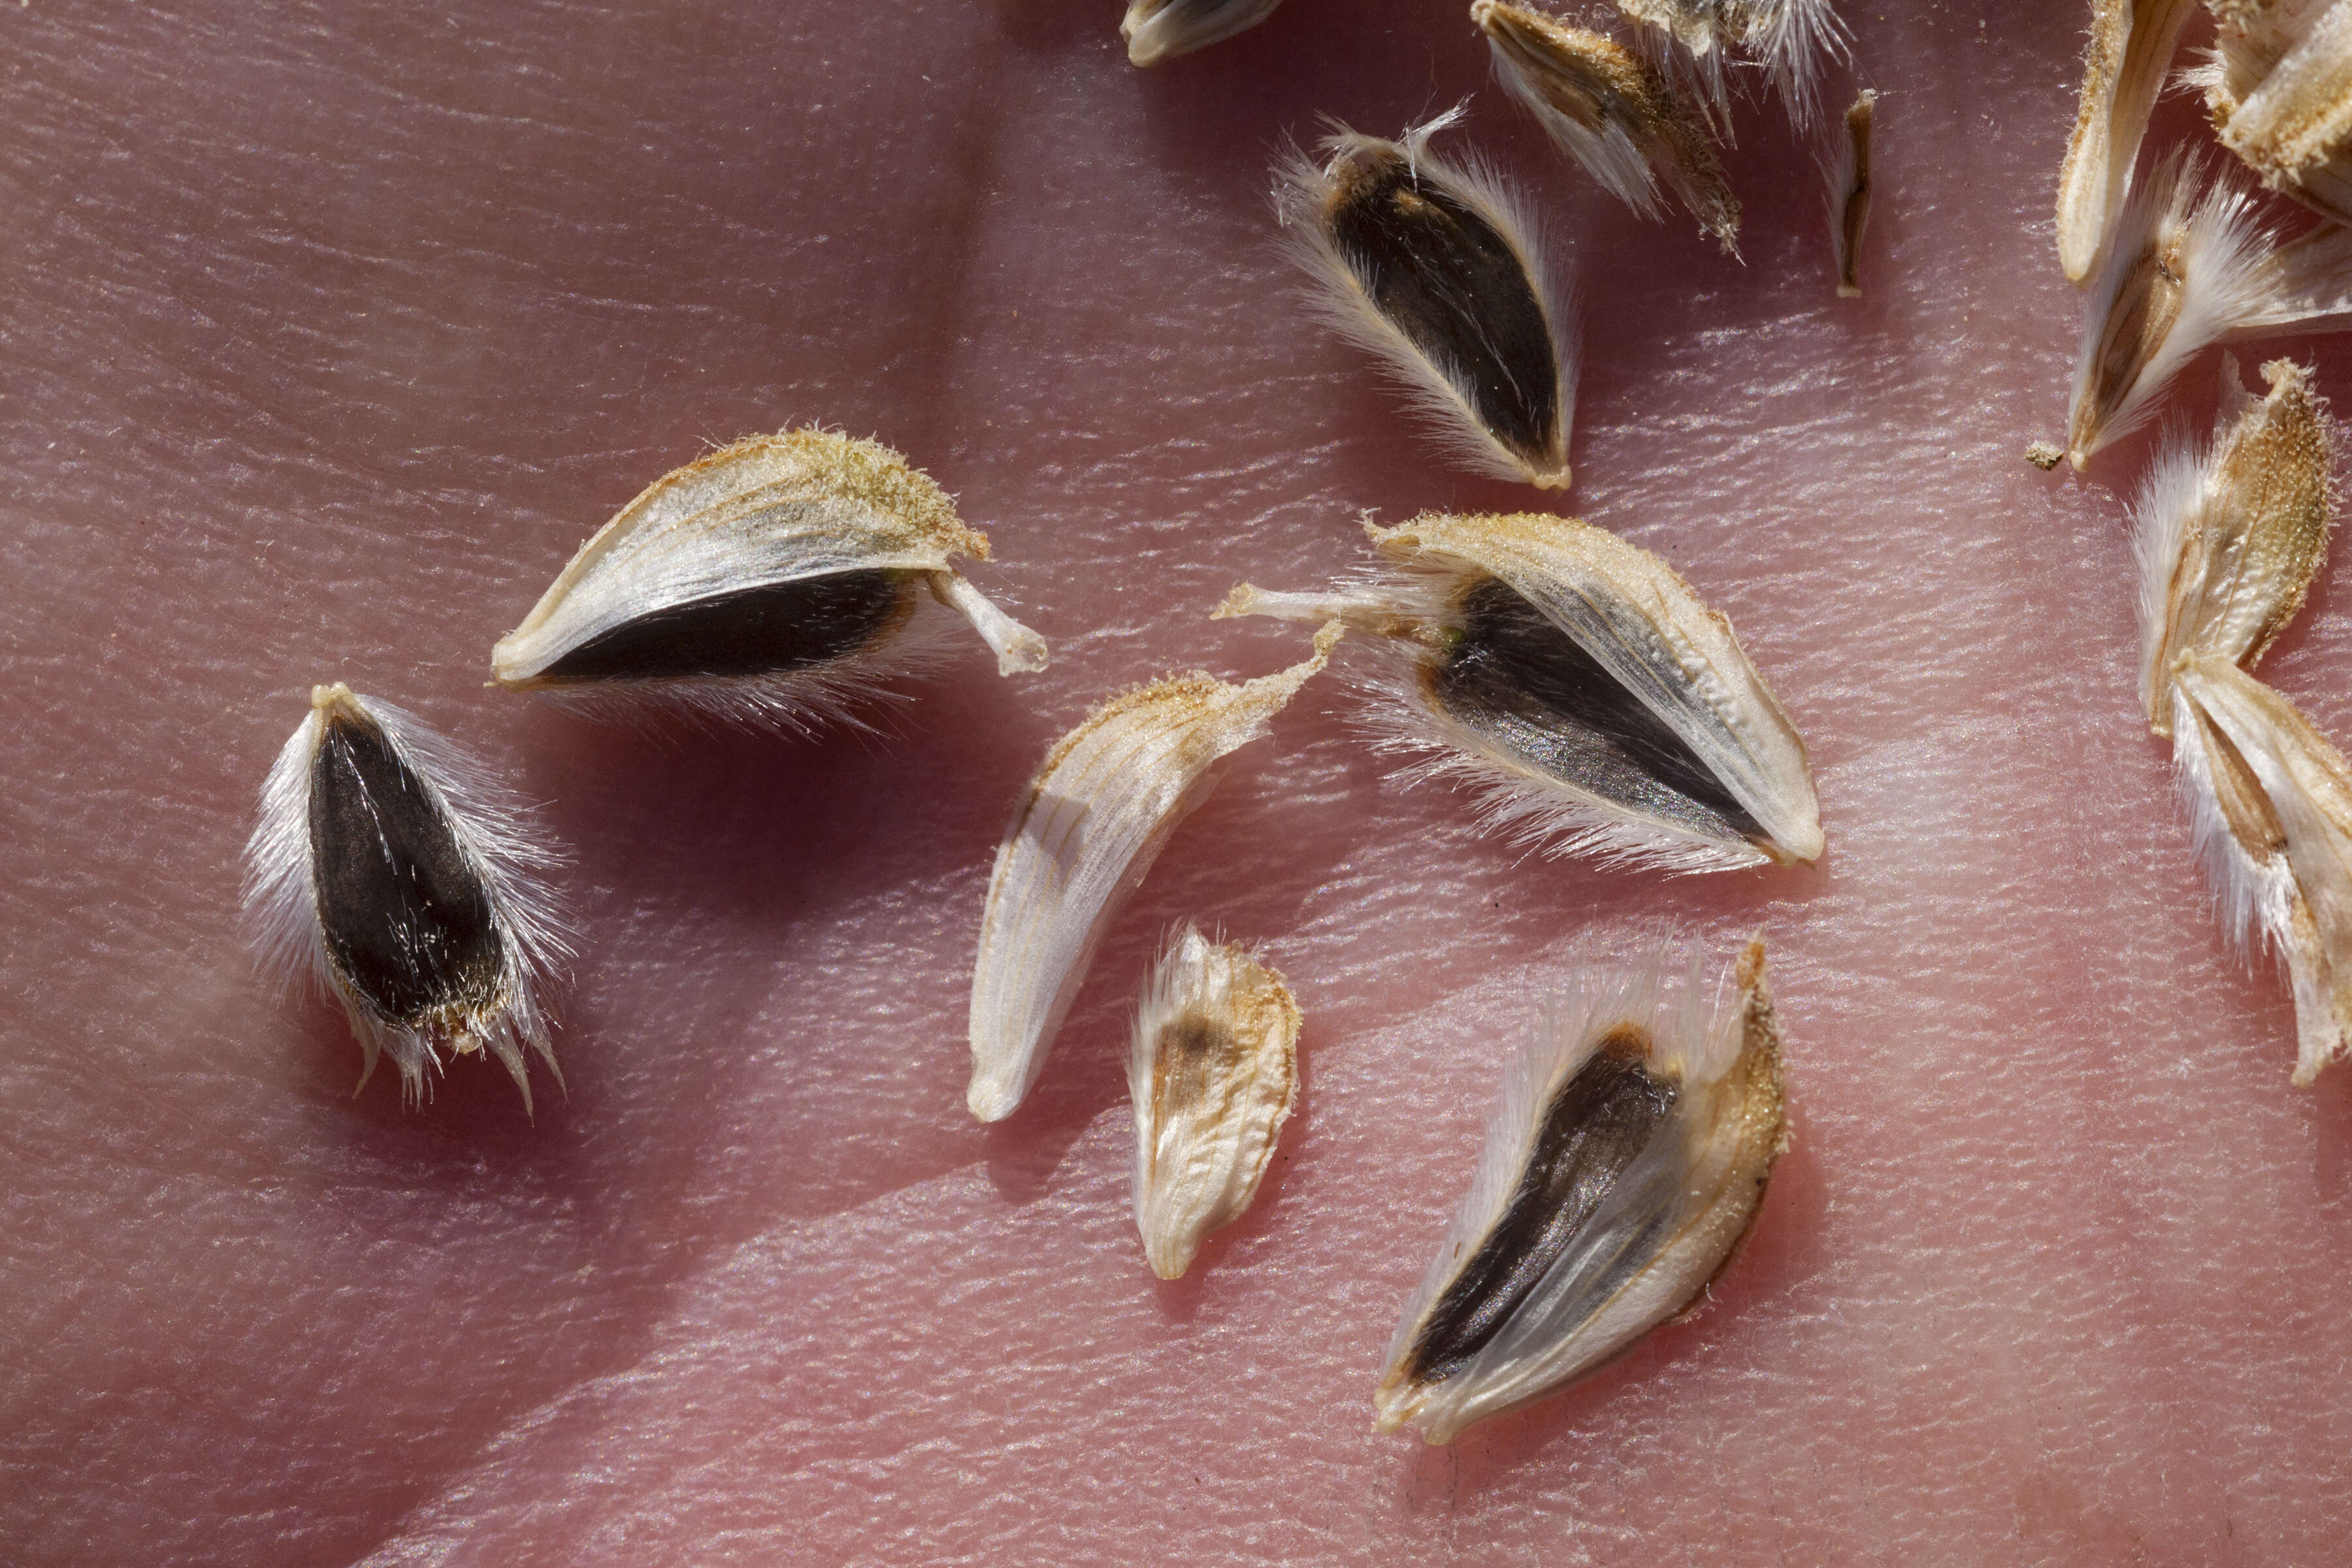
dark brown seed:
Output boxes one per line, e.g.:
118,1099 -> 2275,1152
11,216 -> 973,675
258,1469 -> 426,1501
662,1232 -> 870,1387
536,568 -> 915,685
1430,575 -> 1765,843
308,705 -> 506,1026
1402,1026 -> 1676,1384
1326,154 -> 1564,471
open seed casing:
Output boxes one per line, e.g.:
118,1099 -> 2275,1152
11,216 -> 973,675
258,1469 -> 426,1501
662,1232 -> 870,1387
1128,926 -> 1303,1279
2135,356 -> 2334,736
2068,150 -> 2352,468
1473,2 -> 1741,255
1823,88 -> 1876,297
2194,0 -> 2352,227
2055,0 -> 2197,286
966,624 -> 1341,1123
490,429 -> 1047,729
1274,107 -> 1577,491
1218,512 -> 1823,873
2172,656 -> 2352,1084
1375,936 -> 1789,1445
243,685 -> 568,1110
1120,0 -> 1284,65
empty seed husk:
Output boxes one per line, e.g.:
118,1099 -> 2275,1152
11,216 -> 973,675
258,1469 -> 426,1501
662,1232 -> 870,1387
2135,355 -> 2333,738
2056,0 -> 2197,286
1121,0 -> 1285,65
1824,88 -> 1876,297
1217,512 -> 1823,873
1129,924 -> 1303,1279
966,624 -> 1342,1122
1274,106 -> 1578,491
1375,935 -> 1789,1444
1615,0 -> 1849,131
243,684 -> 568,1109
2193,0 -> 2352,228
1473,2 -> 1741,255
2171,655 -> 2352,1085
490,429 -> 1047,729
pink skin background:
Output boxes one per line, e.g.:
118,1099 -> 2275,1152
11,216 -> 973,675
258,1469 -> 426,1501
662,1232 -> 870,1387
8,1 -> 2352,1563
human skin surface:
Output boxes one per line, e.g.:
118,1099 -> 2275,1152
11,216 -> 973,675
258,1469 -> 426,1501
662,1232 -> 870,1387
7,1 -> 2352,1563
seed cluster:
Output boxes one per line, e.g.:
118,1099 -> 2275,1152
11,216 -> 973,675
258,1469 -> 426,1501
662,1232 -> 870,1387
240,1 -> 1891,1445
2054,4 -> 2352,1085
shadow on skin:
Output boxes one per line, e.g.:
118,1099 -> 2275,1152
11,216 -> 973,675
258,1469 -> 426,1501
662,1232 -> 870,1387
261,649 -> 1073,1562
491,653 -> 1042,1213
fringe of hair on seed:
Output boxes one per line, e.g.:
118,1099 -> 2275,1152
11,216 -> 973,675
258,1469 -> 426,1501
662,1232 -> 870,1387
1273,105 -> 1580,491
1374,930 -> 1788,1443
491,429 -> 1047,732
244,686 -> 571,1111
1616,0 -> 1852,137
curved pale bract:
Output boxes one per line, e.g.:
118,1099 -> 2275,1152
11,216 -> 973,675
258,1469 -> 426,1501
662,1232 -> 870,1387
1474,2 -> 1741,257
2193,0 -> 2352,228
966,624 -> 1342,1122
1218,511 -> 1822,872
1272,106 -> 1578,491
2055,0 -> 2197,286
1615,0 -> 1850,133
2133,356 -> 2334,736
2174,657 -> 2352,1085
242,684 -> 570,1111
1128,925 -> 1303,1279
1120,0 -> 1284,66
1374,935 -> 1788,1444
1820,88 -> 1875,297
489,429 -> 1046,726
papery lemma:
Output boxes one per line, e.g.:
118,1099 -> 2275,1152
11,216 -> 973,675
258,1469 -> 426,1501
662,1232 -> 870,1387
491,429 -> 1047,730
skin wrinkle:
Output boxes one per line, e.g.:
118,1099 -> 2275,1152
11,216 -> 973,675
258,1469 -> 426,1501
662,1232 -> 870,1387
7,1 -> 2352,1566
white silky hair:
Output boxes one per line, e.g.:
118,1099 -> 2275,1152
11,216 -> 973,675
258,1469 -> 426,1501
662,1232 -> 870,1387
1380,698 -> 1780,873
2173,660 -> 2352,1084
490,431 -> 1047,729
512,593 -> 959,739
242,689 -> 571,1110
1217,517 -> 1822,874
1478,21 -> 1665,220
2068,152 -> 2279,466
1272,105 -> 1580,490
1733,0 -> 1850,129
1341,566 -> 1777,872
2170,681 -> 2291,968
2130,412 -> 2214,719
1378,932 -> 1748,1441
1619,0 -> 1852,135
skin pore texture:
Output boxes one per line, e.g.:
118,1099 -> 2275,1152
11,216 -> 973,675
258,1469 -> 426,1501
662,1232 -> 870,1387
7,2 -> 2352,1563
